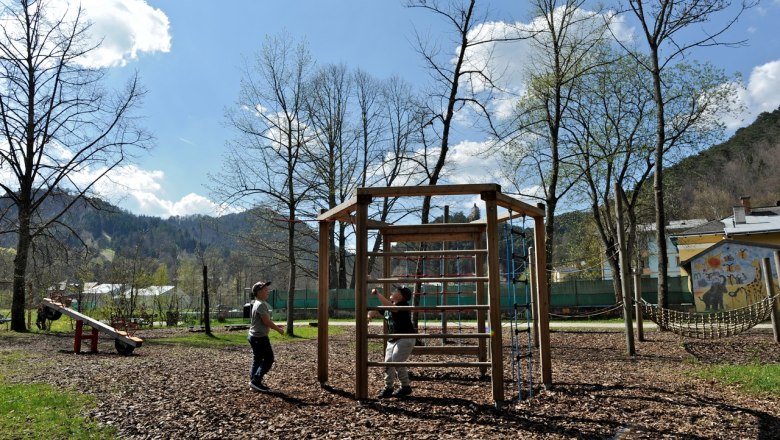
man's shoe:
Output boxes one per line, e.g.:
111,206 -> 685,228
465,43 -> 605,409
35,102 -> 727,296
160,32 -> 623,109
250,380 -> 270,392
393,386 -> 412,397
376,387 -> 394,398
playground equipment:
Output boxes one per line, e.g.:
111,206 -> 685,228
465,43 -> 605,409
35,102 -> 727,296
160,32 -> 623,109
315,183 -> 552,405
42,298 -> 144,355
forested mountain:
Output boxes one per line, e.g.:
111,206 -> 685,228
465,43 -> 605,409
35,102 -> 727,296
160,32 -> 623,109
665,107 -> 780,220
0,194 -> 316,284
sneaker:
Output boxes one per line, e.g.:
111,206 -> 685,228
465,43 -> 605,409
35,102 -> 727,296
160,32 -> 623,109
376,387 -> 394,398
250,380 -> 270,392
393,386 -> 412,397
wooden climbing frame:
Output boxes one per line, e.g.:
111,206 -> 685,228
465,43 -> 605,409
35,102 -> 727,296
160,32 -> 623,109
315,183 -> 552,404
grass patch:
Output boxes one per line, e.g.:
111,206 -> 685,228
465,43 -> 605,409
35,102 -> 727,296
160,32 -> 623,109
151,325 -> 343,348
695,363 -> 780,395
0,351 -> 117,439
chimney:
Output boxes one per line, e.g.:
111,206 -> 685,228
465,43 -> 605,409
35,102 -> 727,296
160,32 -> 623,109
733,206 -> 746,225
740,196 -> 752,214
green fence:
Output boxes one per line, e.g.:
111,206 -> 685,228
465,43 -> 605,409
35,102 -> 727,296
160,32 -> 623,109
266,277 -> 692,318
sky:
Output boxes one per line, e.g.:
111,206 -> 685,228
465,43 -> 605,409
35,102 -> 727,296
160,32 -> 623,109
23,0 -> 780,218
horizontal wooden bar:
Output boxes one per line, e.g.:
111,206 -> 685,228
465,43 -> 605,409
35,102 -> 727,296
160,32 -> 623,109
366,332 -> 490,339
495,192 -> 545,217
374,276 -> 489,284
368,249 -> 488,257
412,346 -> 481,356
368,361 -> 492,368
381,223 -> 484,244
357,183 -> 500,198
370,305 -> 489,311
317,197 -> 357,221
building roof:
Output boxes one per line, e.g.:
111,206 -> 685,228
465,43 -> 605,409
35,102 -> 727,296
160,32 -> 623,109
722,206 -> 780,236
674,206 -> 780,237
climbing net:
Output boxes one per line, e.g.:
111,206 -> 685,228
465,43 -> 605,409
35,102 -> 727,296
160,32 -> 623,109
639,294 -> 778,339
504,213 -> 534,401
549,302 -> 625,319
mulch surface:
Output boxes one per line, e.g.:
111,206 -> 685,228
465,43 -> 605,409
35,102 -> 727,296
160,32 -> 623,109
2,325 -> 780,439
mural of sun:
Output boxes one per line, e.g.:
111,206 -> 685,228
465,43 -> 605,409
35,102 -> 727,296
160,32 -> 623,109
707,255 -> 722,269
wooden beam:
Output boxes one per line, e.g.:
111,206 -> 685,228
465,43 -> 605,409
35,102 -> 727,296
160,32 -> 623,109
367,332 -> 490,339
317,209 -> 329,384
368,361 -> 492,368
412,346 -> 481,356
374,276 -> 489,284
494,192 -> 545,217
482,190 -> 505,402
380,223 -> 486,243
356,183 -> 500,198
370,305 -> 490,311
317,197 -> 357,221
367,249 -> 488,257
354,195 -> 370,400
534,204 -> 552,388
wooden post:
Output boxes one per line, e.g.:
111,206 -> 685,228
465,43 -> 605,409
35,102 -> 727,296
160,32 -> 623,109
533,204 -> 552,388
762,256 -> 780,343
482,191 -> 504,403
614,184 -> 635,356
317,209 -> 330,384
354,195 -> 371,400
74,319 -> 84,353
634,269 -> 644,342
528,246 -> 539,348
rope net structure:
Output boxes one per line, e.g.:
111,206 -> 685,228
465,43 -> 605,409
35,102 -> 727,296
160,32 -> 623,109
639,295 -> 778,339
548,302 -> 624,319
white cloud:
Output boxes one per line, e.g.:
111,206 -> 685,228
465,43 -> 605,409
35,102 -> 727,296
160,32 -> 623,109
88,165 -> 238,218
131,192 -> 238,218
723,60 -> 780,130
51,0 -> 171,68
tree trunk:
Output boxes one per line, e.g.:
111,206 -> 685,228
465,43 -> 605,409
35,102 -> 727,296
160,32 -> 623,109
10,208 -> 32,332
286,219 -> 296,336
650,52 -> 669,310
203,265 -> 211,335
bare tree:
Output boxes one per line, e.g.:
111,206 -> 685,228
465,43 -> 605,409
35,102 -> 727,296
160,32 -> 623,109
0,0 -> 150,331
305,63 -> 357,289
214,32 -> 316,336
501,0 -> 613,292
407,0 -> 507,223
620,0 -> 753,308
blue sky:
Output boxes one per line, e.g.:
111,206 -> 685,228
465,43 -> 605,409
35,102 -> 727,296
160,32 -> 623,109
43,0 -> 780,218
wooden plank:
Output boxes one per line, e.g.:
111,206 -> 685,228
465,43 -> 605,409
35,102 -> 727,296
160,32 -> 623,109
355,196 -> 370,400
482,191 -> 505,402
368,249 -> 488,257
412,346 -> 480,356
356,183 -> 500,198
368,361 -> 492,368
366,332 -> 490,339
317,197 -> 357,221
494,192 -> 545,217
384,231 -> 480,243
374,276 -> 488,284
370,305 -> 490,311
42,299 -> 143,348
534,206 -> 552,388
317,209 -> 330,384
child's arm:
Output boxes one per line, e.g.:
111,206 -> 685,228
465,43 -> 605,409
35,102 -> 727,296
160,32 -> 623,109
371,288 -> 393,306
261,314 -> 284,335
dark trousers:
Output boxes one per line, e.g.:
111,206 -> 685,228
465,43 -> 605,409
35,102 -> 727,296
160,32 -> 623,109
248,335 -> 274,382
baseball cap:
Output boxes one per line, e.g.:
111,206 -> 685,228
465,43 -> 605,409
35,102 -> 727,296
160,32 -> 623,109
252,281 -> 272,294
